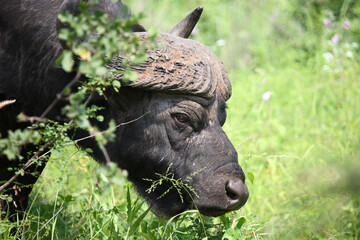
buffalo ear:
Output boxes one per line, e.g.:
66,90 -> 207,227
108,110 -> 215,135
169,6 -> 203,38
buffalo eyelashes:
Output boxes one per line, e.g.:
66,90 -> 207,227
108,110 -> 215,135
172,113 -> 192,129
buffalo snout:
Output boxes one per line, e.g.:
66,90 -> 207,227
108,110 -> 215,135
225,179 -> 249,210
193,171 -> 249,217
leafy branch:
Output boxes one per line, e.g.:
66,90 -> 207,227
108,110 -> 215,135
0,1 -> 156,195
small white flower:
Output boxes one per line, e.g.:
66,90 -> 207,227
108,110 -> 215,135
191,27 -> 199,37
322,65 -> 332,72
323,52 -> 334,63
262,91 -> 271,101
216,39 -> 226,46
346,50 -> 354,59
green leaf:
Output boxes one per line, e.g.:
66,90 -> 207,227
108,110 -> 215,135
126,187 -> 132,224
95,66 -> 108,75
57,28 -> 71,42
61,50 -> 74,72
128,207 -> 151,236
222,228 -> 238,240
112,80 -> 121,90
64,194 -> 74,204
79,62 -> 93,75
235,217 -> 246,229
96,115 -> 104,122
62,87 -> 71,95
131,201 -> 144,223
85,148 -> 93,153
247,171 -> 255,184
123,71 -> 138,83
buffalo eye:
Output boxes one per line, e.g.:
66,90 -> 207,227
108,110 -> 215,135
219,104 -> 228,126
172,113 -> 192,129
219,110 -> 227,126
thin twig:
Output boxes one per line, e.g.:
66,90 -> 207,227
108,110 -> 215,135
32,206 -> 64,240
17,113 -> 46,123
235,136 -> 252,150
72,112 -> 150,144
40,72 -> 81,119
92,168 -> 102,190
0,139 -> 55,193
82,111 -> 149,164
100,145 -> 111,164
70,214 -> 84,240
84,92 -> 94,107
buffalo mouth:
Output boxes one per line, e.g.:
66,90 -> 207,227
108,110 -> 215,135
194,203 -> 247,217
197,208 -> 228,217
194,200 -> 247,217
189,180 -> 249,217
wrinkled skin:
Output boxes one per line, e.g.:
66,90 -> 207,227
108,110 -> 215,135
104,87 -> 248,216
0,0 -> 248,220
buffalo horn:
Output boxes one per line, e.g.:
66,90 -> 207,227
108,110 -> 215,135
0,100 -> 16,109
169,6 -> 203,38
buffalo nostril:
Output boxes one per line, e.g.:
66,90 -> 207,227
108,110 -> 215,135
226,180 -> 243,200
225,180 -> 249,209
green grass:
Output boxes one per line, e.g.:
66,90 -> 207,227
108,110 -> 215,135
1,0 -> 360,239
226,67 -> 360,239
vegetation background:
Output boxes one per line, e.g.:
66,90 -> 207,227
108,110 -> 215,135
1,0 -> 359,239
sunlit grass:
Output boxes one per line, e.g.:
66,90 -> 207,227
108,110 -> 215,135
225,66 -> 360,239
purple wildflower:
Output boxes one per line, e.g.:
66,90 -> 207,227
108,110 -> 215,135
343,21 -> 350,30
331,33 -> 340,45
323,19 -> 331,27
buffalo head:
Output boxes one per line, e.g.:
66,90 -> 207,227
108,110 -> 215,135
59,2 -> 249,217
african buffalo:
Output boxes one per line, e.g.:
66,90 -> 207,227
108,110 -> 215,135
0,0 -> 248,221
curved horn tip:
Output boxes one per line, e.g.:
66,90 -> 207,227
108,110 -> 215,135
169,5 -> 204,38
195,6 -> 203,13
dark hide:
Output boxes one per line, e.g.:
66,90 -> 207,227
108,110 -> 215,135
0,0 -> 248,221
